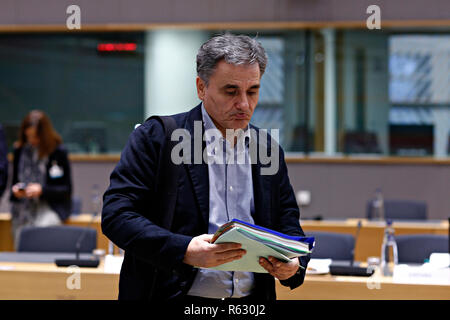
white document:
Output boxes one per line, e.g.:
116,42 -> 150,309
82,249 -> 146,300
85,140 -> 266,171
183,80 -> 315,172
393,263 -> 450,285
208,228 -> 293,273
0,265 -> 15,271
429,253 -> 450,269
104,254 -> 124,274
306,259 -> 332,275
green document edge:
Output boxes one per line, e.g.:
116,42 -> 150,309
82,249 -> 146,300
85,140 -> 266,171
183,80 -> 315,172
206,228 -> 307,273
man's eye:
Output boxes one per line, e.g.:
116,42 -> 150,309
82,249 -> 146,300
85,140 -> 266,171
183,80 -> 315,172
248,91 -> 257,96
226,91 -> 237,95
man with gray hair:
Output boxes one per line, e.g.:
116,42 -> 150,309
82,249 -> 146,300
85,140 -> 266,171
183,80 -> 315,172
102,33 -> 309,303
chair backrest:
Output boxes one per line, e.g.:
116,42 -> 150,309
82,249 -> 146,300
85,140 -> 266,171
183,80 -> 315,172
396,234 -> 448,264
367,199 -> 427,220
306,231 -> 355,260
17,225 -> 97,253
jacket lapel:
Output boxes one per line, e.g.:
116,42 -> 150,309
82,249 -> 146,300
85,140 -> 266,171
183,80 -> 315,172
251,127 -> 272,228
184,104 -> 210,231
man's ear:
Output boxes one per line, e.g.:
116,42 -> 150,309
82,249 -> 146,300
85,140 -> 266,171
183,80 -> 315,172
196,76 -> 206,101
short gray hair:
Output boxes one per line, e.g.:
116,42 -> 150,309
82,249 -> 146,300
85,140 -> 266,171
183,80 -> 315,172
196,33 -> 268,85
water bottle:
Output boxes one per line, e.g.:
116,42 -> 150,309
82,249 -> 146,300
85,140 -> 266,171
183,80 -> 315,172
108,241 -> 115,255
372,188 -> 385,221
380,219 -> 398,276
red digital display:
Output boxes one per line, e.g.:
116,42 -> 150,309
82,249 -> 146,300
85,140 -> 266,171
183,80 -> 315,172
97,43 -> 137,52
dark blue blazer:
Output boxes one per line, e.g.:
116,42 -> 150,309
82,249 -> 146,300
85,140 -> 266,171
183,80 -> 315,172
102,104 -> 309,301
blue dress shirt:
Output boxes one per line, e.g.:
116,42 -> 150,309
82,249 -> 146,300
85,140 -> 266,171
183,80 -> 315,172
187,105 -> 256,299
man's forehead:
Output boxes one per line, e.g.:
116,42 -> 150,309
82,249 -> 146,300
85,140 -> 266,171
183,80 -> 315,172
215,60 -> 259,75
221,82 -> 260,89
217,67 -> 260,84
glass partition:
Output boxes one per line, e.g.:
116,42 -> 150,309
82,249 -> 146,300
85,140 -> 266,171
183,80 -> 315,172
0,28 -> 448,157
0,32 -> 144,154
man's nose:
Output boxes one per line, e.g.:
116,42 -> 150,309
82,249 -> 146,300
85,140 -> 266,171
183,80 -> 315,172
236,92 -> 250,111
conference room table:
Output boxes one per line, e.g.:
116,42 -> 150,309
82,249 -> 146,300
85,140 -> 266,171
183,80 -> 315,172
299,218 -> 449,262
0,253 -> 449,300
1,213 -> 448,262
0,252 -> 118,300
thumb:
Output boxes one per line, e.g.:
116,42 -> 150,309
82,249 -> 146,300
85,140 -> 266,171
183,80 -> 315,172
198,234 -> 214,243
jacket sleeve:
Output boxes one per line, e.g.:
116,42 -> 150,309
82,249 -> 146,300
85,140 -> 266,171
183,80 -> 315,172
275,147 -> 311,290
0,126 -> 7,198
101,120 -> 193,274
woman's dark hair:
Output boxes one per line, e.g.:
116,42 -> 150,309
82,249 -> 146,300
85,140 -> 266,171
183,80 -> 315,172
17,110 -> 62,158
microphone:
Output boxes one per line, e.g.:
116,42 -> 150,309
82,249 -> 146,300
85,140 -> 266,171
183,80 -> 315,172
350,220 -> 362,267
329,220 -> 375,277
55,186 -> 102,268
54,211 -> 100,268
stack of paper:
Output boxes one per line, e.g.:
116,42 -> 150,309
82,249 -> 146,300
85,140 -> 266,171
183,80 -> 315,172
208,219 -> 315,273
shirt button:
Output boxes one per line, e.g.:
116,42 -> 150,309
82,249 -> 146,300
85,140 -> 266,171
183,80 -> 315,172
235,278 -> 239,284
229,186 -> 233,191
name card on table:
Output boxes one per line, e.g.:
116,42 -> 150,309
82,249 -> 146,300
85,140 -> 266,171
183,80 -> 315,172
393,264 -> 450,285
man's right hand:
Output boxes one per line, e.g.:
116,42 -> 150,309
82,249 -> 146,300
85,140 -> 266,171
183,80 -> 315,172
183,234 -> 246,268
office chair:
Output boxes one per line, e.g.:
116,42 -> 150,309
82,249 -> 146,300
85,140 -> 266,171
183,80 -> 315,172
366,199 -> 428,220
395,234 -> 448,264
306,231 -> 355,260
17,225 -> 97,253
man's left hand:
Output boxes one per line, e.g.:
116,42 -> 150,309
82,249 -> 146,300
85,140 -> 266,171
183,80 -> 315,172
259,256 -> 299,280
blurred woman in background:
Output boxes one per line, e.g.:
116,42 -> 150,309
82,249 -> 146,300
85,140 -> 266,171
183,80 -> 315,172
10,110 -> 72,247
